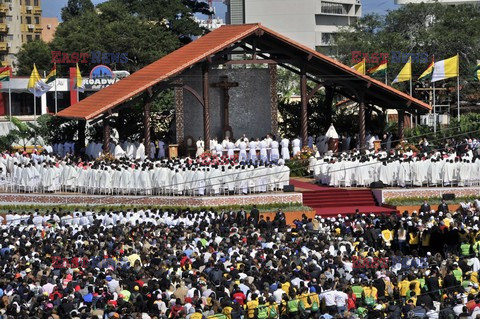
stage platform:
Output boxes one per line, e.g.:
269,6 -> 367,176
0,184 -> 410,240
372,186 -> 480,204
0,192 -> 303,208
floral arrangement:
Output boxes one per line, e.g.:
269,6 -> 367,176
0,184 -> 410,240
292,147 -> 315,160
395,142 -> 420,154
288,147 -> 315,176
197,151 -> 238,166
98,152 -> 116,162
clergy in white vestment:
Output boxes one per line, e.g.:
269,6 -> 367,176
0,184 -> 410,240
209,166 -> 222,195
114,144 -> 126,158
270,139 -> 280,162
248,140 -> 257,162
214,142 -> 223,157
227,141 -> 235,159
259,140 -> 268,163
292,138 -> 301,157
135,143 -> 146,161
280,138 -> 290,160
239,141 -> 247,162
196,138 -> 205,157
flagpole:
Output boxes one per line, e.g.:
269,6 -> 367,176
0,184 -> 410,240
457,75 -> 460,121
33,87 -> 36,122
55,77 -> 58,114
8,79 -> 11,121
409,77 -> 413,128
433,81 -> 436,134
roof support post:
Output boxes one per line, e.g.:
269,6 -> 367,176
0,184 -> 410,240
144,102 -> 151,154
203,63 -> 211,151
398,110 -> 405,142
77,120 -> 86,157
300,66 -> 308,147
103,117 -> 110,155
358,95 -> 366,153
144,88 -> 153,156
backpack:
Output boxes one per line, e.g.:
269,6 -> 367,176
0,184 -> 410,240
287,300 -> 299,313
257,306 -> 269,319
269,305 -> 278,318
311,299 -> 319,312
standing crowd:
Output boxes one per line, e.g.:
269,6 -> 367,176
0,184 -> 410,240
1,200 -> 480,318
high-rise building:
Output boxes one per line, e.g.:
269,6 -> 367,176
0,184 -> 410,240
226,0 -> 362,54
0,0 -> 43,69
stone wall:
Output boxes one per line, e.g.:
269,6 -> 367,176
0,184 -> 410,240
180,66 -> 272,142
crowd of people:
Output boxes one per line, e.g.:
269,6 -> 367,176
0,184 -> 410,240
1,200 -> 480,318
310,140 -> 479,188
0,152 -> 290,196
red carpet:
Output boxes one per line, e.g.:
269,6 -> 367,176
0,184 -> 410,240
289,179 -> 332,191
293,180 -> 398,217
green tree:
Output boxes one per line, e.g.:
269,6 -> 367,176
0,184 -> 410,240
61,0 -> 95,22
334,3 -> 480,98
15,40 -> 52,76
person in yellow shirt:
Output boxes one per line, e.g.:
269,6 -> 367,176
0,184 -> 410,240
363,282 -> 378,306
398,277 -> 410,298
298,287 -> 311,310
409,275 -> 421,296
381,227 -> 393,248
246,293 -> 259,319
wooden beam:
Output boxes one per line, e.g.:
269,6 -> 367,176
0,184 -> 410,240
225,59 -> 280,65
182,84 -> 205,107
307,82 -> 324,101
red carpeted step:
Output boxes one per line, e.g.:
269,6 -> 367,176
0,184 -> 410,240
314,206 -> 397,217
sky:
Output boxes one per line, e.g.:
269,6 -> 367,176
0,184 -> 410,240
42,0 -> 398,20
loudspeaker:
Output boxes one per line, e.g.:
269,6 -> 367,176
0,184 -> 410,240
370,182 -> 385,189
283,185 -> 295,192
442,193 -> 455,200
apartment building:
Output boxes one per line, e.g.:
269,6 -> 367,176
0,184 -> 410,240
0,0 -> 42,68
226,0 -> 362,54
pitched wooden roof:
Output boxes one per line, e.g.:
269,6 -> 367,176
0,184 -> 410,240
57,23 -> 431,120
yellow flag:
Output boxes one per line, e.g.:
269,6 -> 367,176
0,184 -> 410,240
392,57 -> 412,84
27,63 -> 41,90
75,63 -> 84,92
352,58 -> 366,75
431,54 -> 459,82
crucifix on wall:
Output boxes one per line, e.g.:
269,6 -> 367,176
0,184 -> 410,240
211,76 -> 238,139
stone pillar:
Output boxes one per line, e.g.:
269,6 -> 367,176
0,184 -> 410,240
202,64 -> 211,151
269,64 -> 278,136
398,110 -> 405,141
144,102 -> 151,151
300,68 -> 308,147
103,117 -> 110,154
174,83 -> 184,145
359,100 -> 366,152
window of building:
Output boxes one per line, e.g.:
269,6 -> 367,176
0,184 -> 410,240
7,34 -> 13,41
6,16 -> 12,22
34,0 -> 39,6
321,33 -> 335,45
35,34 -> 40,40
25,0 -> 31,6
34,16 -> 39,24
321,1 -> 346,15
26,34 -> 32,42
26,16 -> 31,24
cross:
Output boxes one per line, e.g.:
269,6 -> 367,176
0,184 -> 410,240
211,76 -> 238,132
